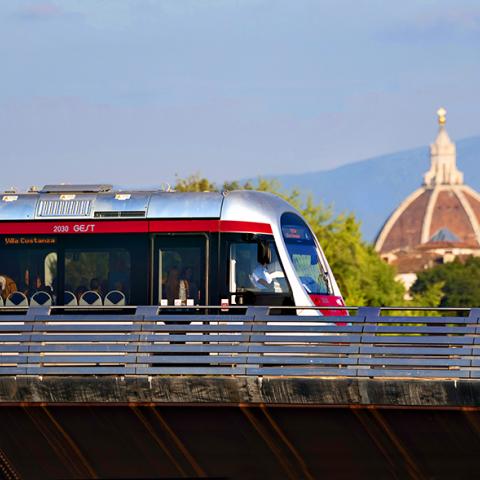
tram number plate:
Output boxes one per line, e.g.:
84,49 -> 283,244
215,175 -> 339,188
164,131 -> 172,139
53,224 -> 95,233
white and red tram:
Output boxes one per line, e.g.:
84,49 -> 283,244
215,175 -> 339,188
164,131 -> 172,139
0,185 -> 345,315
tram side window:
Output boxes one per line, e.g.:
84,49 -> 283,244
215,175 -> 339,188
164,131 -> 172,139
0,236 -> 58,305
229,237 -> 290,304
157,245 -> 204,306
65,249 -> 131,304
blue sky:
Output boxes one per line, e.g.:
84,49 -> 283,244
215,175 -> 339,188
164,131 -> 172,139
1,0 -> 479,189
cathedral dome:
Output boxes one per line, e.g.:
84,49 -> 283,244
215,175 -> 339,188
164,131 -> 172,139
375,109 -> 480,256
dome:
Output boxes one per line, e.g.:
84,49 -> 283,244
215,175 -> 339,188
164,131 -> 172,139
375,108 -> 480,255
375,185 -> 480,253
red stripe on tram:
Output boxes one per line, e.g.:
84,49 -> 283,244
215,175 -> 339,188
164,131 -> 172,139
0,220 -> 149,235
219,220 -> 273,234
149,219 -> 220,232
149,220 -> 272,233
0,219 -> 273,235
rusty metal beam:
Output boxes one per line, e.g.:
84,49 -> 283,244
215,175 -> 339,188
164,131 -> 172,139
0,405 -> 478,479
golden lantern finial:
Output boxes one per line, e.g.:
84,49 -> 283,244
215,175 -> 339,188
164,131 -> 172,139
437,107 -> 447,125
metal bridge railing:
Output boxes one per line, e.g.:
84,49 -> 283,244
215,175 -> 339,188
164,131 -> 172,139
0,305 -> 479,378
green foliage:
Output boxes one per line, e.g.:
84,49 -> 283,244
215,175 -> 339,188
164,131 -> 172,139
174,173 -> 216,192
174,175 -> 407,306
409,281 -> 444,308
412,257 -> 480,307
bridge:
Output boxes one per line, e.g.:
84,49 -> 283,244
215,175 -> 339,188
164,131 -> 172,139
0,305 -> 479,479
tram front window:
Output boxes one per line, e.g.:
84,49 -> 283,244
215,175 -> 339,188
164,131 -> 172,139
0,236 -> 58,304
281,213 -> 330,295
228,236 -> 291,305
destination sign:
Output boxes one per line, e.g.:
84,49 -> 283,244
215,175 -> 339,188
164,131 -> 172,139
282,225 -> 312,241
4,237 -> 56,246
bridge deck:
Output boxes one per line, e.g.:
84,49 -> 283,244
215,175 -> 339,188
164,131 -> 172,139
0,306 -> 479,479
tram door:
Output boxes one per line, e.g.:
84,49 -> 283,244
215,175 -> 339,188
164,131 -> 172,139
153,235 -> 207,306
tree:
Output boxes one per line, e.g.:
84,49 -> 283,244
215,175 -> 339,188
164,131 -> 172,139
174,173 -> 216,192
411,257 -> 480,307
174,175 -> 406,306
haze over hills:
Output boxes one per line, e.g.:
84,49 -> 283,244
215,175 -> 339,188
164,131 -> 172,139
272,136 -> 480,243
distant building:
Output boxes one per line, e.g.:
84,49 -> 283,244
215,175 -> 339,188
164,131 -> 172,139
375,108 -> 480,290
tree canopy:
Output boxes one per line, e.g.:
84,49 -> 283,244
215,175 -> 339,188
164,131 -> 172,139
411,257 -> 480,307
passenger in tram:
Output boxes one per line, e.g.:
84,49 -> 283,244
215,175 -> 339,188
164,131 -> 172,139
108,256 -> 129,295
0,275 -> 17,301
75,285 -> 87,302
181,266 -> 199,303
33,275 -> 54,297
100,279 -> 109,297
165,266 -> 189,305
51,278 -> 58,303
90,278 -> 102,296
18,269 -> 31,298
165,266 -> 179,305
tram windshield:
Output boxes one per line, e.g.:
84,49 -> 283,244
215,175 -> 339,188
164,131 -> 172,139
281,213 -> 330,295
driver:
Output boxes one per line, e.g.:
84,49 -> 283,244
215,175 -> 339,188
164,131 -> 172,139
250,241 -> 273,290
251,262 -> 273,290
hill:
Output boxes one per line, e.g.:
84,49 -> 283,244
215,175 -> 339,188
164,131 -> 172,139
272,136 -> 480,242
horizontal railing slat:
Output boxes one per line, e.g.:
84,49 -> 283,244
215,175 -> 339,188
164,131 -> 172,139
25,366 -> 136,375
138,344 -> 250,353
248,345 -> 360,354
359,346 -> 473,355
138,334 -> 250,342
30,334 -> 141,342
363,325 -> 476,334
135,367 -> 247,375
32,324 -> 139,332
359,357 -> 471,367
28,344 -> 139,353
137,355 -> 246,364
246,367 -> 357,376
141,324 -> 253,332
249,356 -> 358,365
249,334 -> 362,343
251,325 -> 363,333
371,316 -> 473,324
361,335 -> 474,345
264,315 -> 365,323
34,315 -> 143,322
356,368 -> 471,379
27,355 -> 137,364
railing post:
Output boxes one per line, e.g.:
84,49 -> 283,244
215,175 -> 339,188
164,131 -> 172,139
468,308 -> 480,319
356,307 -> 380,378
135,306 -> 159,375
26,307 -> 50,374
356,307 -> 381,318
245,307 -> 269,376
469,308 -> 480,379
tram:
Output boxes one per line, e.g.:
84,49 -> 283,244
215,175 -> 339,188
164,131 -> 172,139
0,185 -> 345,315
